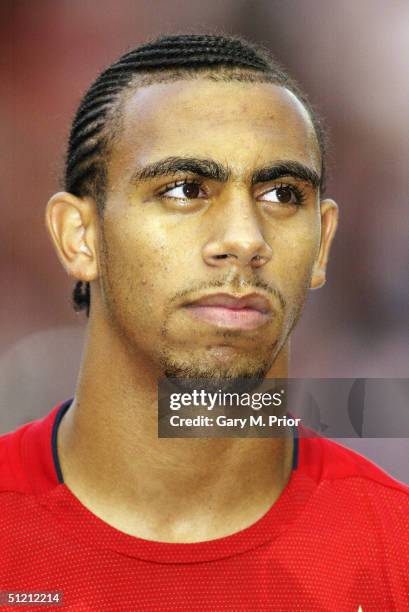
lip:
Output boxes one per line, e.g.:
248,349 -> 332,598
183,292 -> 272,330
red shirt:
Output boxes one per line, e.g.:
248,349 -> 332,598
1,400 -> 408,611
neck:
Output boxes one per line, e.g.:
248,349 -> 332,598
58,312 -> 293,543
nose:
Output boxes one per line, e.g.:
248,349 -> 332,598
202,202 -> 272,269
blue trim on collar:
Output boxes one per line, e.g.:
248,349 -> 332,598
51,399 -> 73,484
292,425 -> 299,470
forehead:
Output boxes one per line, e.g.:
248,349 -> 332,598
109,79 -> 320,183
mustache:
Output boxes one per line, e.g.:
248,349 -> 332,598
170,276 -> 286,311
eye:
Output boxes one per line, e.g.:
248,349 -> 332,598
159,180 -> 205,200
259,184 -> 304,205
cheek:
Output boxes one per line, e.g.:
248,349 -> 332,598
98,217 -> 160,334
99,214 -> 189,327
272,219 -> 320,293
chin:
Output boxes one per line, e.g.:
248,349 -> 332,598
161,354 -> 273,394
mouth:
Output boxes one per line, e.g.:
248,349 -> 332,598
183,292 -> 272,330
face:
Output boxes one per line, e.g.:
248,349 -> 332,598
96,79 -> 330,380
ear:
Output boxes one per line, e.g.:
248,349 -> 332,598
310,198 -> 338,290
45,192 -> 99,282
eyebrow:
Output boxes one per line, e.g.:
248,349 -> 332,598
131,157 -> 230,183
251,160 -> 321,189
130,156 -> 321,189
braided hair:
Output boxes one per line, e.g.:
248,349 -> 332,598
65,34 -> 327,316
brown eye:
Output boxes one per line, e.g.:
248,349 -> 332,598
259,185 -> 300,205
275,186 -> 292,203
160,181 -> 204,200
182,183 -> 200,199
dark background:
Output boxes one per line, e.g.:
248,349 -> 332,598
2,0 -> 408,482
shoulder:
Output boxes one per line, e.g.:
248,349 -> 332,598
318,435 -> 408,491
0,404 -> 66,495
302,434 -> 409,524
0,423 -> 32,493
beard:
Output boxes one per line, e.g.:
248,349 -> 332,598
159,341 -> 278,395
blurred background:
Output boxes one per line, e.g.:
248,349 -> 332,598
2,0 -> 408,481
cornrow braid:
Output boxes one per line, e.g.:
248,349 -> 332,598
66,34 -> 327,316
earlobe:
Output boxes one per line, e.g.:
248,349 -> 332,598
310,198 -> 338,290
310,268 -> 326,290
45,192 -> 99,281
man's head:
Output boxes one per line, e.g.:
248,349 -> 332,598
46,34 -> 338,382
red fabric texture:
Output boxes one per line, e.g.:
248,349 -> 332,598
1,403 -> 408,611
